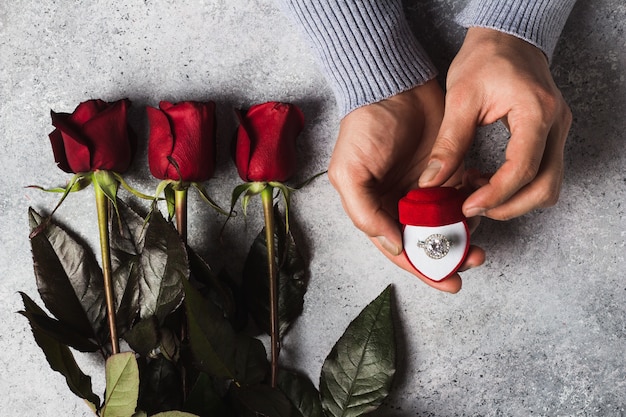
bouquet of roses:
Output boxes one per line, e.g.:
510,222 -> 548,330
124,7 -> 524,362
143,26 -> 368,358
21,98 -> 397,417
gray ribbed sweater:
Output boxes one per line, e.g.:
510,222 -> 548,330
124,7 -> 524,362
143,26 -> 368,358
278,0 -> 577,116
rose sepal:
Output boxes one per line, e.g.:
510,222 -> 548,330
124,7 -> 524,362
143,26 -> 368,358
151,179 -> 227,222
27,173 -> 93,194
227,174 -> 325,233
111,172 -> 157,201
267,170 -> 327,232
228,182 -> 269,220
191,182 -> 228,216
151,156 -> 226,221
92,170 -> 119,208
28,173 -> 92,238
268,182 -> 293,232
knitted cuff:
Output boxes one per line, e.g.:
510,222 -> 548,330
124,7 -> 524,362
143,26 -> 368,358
278,0 -> 437,116
456,0 -> 577,60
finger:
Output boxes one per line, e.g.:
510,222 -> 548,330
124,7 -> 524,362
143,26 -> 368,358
371,236 -> 462,293
463,111 -> 550,217
419,90 -> 478,187
373,238 -> 486,293
464,169 -> 492,190
456,245 -> 486,272
331,173 -> 404,256
482,120 -> 568,219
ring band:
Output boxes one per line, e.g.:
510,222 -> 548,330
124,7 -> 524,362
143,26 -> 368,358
416,234 -> 452,259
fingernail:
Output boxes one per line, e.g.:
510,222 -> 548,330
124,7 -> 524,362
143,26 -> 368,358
464,207 -> 486,218
419,160 -> 442,186
376,236 -> 402,256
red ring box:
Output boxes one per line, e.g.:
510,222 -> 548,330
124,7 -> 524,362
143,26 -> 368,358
399,187 -> 470,281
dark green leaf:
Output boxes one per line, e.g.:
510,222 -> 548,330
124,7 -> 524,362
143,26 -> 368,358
23,298 -> 101,409
278,370 -> 323,417
234,335 -> 268,386
319,285 -> 396,417
218,269 -> 249,331
183,279 -> 237,380
19,292 -> 100,352
242,206 -> 307,337
102,352 -> 140,417
187,247 -> 236,321
28,207 -> 106,342
123,316 -> 160,357
184,373 -> 234,417
110,201 -> 143,335
110,204 -> 187,325
232,384 -> 292,417
138,355 -> 182,415
141,210 -> 188,322
152,412 -> 201,417
159,326 -> 180,363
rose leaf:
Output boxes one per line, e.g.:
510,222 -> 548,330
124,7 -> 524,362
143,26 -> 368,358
319,285 -> 396,417
101,352 -> 139,417
111,202 -> 187,325
151,412 -> 201,417
234,335 -> 269,386
231,384 -> 292,417
242,206 -> 307,337
122,315 -> 160,357
137,355 -> 182,415
18,292 -> 100,352
187,246 -> 239,327
109,200 -> 143,336
21,296 -> 101,409
28,207 -> 107,343
139,210 -> 188,322
183,278 -> 237,380
183,373 -> 234,417
277,370 -> 324,417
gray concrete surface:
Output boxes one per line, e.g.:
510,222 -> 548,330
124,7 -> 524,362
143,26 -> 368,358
1,1 -> 624,416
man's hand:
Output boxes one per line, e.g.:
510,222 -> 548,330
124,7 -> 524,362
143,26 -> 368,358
420,27 -> 572,220
328,80 -> 485,293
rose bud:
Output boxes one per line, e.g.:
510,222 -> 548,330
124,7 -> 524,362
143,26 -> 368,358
147,101 -> 217,182
234,101 -> 304,182
49,99 -> 134,173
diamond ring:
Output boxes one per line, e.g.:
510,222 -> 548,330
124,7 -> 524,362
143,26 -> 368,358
416,234 -> 452,259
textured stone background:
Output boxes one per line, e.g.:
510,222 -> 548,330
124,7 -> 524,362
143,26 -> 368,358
0,1 -> 624,416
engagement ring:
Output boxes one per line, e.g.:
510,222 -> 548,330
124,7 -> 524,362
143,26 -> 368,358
416,234 -> 452,259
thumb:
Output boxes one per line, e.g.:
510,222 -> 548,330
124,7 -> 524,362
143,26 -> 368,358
419,99 -> 477,187
334,183 -> 404,256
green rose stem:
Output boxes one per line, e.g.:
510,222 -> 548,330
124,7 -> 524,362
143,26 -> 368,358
261,185 -> 280,387
174,187 -> 188,243
94,180 -> 120,355
174,186 -> 189,400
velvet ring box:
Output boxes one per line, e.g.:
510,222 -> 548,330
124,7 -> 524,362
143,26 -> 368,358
398,187 -> 470,281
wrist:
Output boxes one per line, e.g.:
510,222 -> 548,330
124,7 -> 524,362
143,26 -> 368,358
465,27 -> 547,61
460,27 -> 549,70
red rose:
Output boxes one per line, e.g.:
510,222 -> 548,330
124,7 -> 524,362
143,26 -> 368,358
148,101 -> 217,182
234,102 -> 304,182
49,99 -> 134,173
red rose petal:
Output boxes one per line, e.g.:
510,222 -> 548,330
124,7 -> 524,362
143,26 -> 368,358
147,105 -> 175,180
48,129 -> 72,173
82,99 -> 132,172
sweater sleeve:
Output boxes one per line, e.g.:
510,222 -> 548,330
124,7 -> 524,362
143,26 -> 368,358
276,0 -> 438,116
456,0 -> 577,60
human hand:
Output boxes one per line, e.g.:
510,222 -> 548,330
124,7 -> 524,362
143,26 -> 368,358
419,27 -> 572,220
328,80 -> 485,293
